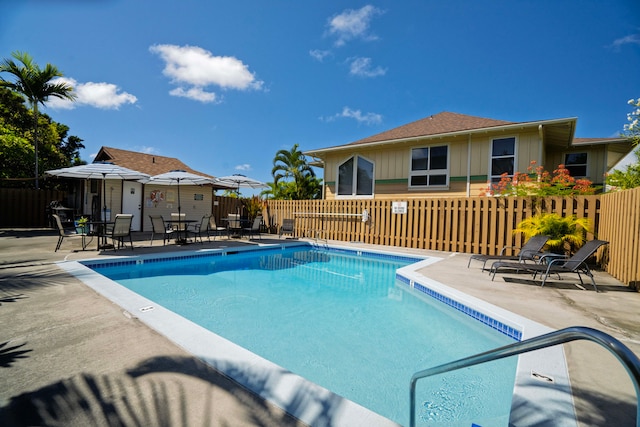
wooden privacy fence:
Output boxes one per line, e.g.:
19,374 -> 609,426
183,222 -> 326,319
264,193 -> 640,287
264,196 -> 600,255
0,188 -> 68,228
211,195 -> 244,223
599,187 -> 640,287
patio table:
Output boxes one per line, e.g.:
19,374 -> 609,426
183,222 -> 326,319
89,221 -> 115,250
166,219 -> 197,245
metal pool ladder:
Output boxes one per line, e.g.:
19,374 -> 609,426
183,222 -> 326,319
409,326 -> 640,427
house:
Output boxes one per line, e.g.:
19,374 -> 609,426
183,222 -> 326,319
304,112 -> 634,199
75,147 -> 221,231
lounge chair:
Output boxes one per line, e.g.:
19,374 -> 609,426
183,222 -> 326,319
242,216 -> 262,240
467,235 -> 550,270
279,218 -> 295,239
490,239 -> 608,291
107,214 -> 134,250
53,214 -> 88,252
149,215 -> 175,246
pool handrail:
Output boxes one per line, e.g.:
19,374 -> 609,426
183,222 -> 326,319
409,326 -> 640,427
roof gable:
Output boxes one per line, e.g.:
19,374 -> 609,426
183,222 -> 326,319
94,147 -> 213,178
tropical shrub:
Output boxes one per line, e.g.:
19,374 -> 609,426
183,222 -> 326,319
482,161 -> 597,196
242,195 -> 263,220
514,213 -> 592,255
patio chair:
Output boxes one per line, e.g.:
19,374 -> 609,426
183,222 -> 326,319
227,213 -> 242,238
149,215 -> 175,246
467,235 -> 550,270
53,214 -> 88,252
170,213 -> 187,231
279,218 -> 295,239
490,239 -> 609,291
107,214 -> 134,250
108,213 -> 134,250
208,216 -> 228,240
242,216 -> 262,240
191,214 -> 213,243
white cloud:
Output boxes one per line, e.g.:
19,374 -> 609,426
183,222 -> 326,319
327,5 -> 384,47
611,33 -> 640,50
169,86 -> 218,103
150,44 -> 263,103
235,164 -> 252,171
46,77 -> 137,110
321,106 -> 382,125
309,49 -> 332,62
349,57 -> 386,77
134,146 -> 159,155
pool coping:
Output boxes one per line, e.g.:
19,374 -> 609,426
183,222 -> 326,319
58,242 -> 577,427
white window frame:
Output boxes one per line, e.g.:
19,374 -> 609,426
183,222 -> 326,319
336,155 -> 375,199
408,144 -> 450,190
489,136 -> 517,184
564,152 -> 588,178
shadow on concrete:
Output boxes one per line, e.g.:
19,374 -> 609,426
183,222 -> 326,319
509,377 -> 636,426
0,342 -> 32,368
0,355 -> 308,427
0,265 -> 78,293
0,294 -> 26,305
501,276 -> 633,293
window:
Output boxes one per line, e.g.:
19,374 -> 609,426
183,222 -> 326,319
564,152 -> 587,177
490,137 -> 516,183
409,145 -> 449,188
337,155 -> 374,197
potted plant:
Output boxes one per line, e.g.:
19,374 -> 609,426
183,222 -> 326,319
514,213 -> 592,256
75,216 -> 89,234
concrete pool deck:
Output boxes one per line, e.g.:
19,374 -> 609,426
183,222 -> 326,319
1,228 -> 639,426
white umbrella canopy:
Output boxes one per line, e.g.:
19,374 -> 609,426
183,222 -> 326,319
214,174 -> 268,195
45,162 -> 150,181
45,162 -> 150,224
142,170 -> 220,235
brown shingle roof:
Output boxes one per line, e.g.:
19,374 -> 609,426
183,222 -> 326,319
94,147 -> 214,178
349,111 -> 514,145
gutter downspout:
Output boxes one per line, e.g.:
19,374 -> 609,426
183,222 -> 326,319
466,134 -> 472,197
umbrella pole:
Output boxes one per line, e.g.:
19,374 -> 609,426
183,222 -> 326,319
102,174 -> 108,249
177,179 -> 183,243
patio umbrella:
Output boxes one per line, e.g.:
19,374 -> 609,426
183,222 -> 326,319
45,162 -> 150,240
143,170 -> 217,239
214,174 -> 268,195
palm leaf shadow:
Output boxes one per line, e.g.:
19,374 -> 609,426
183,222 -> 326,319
0,341 -> 32,368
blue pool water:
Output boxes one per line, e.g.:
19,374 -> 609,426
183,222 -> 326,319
88,247 -> 517,426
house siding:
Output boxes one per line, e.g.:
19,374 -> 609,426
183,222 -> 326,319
141,184 -> 213,231
323,128 -> 551,199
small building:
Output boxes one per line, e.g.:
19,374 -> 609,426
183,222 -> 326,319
74,147 -> 220,231
304,112 -> 634,199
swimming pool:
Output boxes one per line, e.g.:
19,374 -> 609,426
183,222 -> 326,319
62,242 -> 575,427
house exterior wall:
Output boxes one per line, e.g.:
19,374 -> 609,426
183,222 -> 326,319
546,145 -> 608,185
321,128 -> 550,199
140,184 -> 213,231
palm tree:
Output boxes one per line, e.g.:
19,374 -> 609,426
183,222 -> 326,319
0,51 -> 75,188
271,144 -> 319,199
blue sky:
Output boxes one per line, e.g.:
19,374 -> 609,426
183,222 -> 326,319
2,1 -> 639,189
